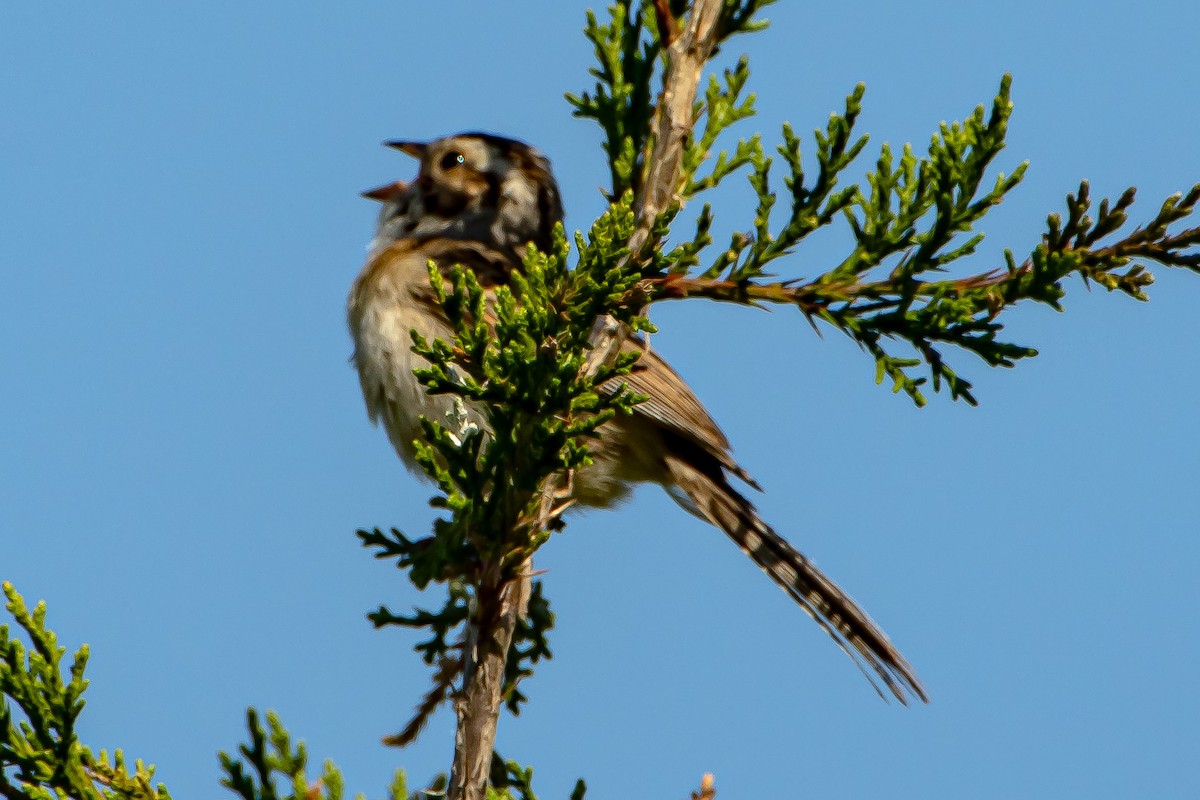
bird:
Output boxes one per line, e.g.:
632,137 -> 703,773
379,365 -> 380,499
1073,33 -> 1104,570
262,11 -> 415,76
348,132 -> 928,704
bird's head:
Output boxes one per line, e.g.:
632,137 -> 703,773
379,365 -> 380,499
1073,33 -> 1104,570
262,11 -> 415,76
366,132 -> 563,256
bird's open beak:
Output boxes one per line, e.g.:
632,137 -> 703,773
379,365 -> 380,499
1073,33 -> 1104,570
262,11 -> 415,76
360,180 -> 407,202
385,140 -> 426,158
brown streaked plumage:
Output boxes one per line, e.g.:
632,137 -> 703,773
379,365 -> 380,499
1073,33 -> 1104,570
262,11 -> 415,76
349,132 -> 927,704
383,132 -> 562,258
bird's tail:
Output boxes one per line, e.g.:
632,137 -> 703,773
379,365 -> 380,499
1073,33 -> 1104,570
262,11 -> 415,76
663,455 -> 928,704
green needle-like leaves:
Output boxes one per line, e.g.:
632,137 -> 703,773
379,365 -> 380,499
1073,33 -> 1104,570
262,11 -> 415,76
220,710 -> 431,800
1,583 -> 171,800
640,72 -> 1198,405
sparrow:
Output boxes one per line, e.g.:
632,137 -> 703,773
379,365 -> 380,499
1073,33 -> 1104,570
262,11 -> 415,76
348,132 -> 927,704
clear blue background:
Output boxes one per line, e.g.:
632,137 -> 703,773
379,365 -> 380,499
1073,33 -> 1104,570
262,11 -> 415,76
4,3 -> 1198,798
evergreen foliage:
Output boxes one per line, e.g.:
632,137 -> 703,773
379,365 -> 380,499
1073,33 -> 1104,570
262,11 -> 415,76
0,583 -> 169,800
4,0 -> 1197,798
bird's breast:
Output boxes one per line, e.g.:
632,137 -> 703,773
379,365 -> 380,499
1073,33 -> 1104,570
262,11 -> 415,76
348,245 -> 480,471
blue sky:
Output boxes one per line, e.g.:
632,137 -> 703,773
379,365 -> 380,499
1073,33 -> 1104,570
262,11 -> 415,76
3,2 -> 1199,798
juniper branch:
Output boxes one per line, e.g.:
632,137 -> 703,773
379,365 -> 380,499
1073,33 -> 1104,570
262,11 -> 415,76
1,582 -> 172,800
221,709 -> 432,800
620,73 -> 1199,406
647,163 -> 1200,406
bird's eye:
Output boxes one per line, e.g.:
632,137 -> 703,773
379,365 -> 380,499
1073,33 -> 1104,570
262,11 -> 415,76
439,151 -> 466,170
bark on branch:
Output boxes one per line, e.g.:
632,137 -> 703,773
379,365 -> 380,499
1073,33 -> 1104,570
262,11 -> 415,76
632,0 -> 725,258
448,562 -> 530,800
447,3 -> 728,798
589,0 -> 727,376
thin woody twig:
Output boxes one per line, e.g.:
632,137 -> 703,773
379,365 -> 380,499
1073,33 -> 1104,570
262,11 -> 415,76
691,773 -> 716,800
652,0 -> 681,46
631,0 -> 726,259
383,653 -> 463,748
647,272 -> 1002,313
646,221 -> 1200,314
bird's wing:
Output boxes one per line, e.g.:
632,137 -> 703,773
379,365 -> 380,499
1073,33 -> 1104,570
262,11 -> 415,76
604,339 -> 761,491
